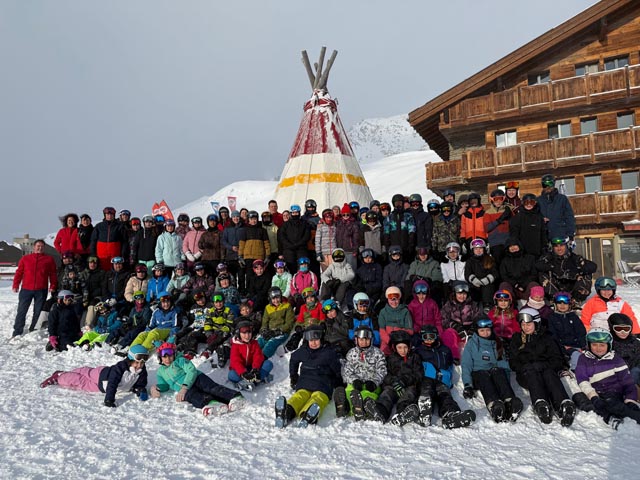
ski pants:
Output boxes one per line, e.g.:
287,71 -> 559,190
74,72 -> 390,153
597,394 -> 640,424
131,328 -> 171,350
516,365 -> 569,411
75,331 -> 109,347
376,385 -> 418,420
185,374 -> 238,409
287,389 -> 330,418
115,325 -> 146,348
13,288 -> 47,336
345,383 -> 380,414
419,378 -> 460,418
58,366 -> 105,393
228,359 -> 273,383
258,334 -> 289,358
471,368 -> 515,407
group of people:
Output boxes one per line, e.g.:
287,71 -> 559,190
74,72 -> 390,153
12,178 -> 640,429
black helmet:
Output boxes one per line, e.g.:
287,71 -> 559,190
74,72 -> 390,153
490,189 -> 505,198
365,211 -> 378,222
331,248 -> 346,262
303,324 -> 324,342
420,325 -> 439,343
452,281 -> 469,293
389,330 -> 412,349
541,174 -> 555,187
391,194 -> 404,205
268,286 -> 282,299
409,193 -> 422,204
369,200 -> 381,208
206,214 -> 219,223
177,213 -> 189,223
608,313 -> 633,329
522,193 -> 537,203
305,199 -> 317,210
442,188 -> 455,198
353,325 -> 373,342
467,192 -> 481,202
248,210 -> 259,219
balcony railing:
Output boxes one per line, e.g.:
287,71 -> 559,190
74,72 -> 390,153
442,65 -> 640,127
570,188 -> 640,225
426,126 -> 640,188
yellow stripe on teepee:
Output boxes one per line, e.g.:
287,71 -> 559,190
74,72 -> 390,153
278,173 -> 368,188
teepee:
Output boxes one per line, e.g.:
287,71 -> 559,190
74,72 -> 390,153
274,48 -> 373,212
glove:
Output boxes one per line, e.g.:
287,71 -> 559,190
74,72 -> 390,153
497,209 -> 511,223
514,282 -> 525,292
272,329 -> 284,337
48,336 -> 59,350
352,379 -> 364,391
364,381 -> 377,392
238,257 -> 246,268
290,373 -> 299,390
317,255 -> 323,263
103,399 -> 116,408
294,325 -> 303,333
186,252 -> 195,262
242,370 -> 258,382
469,276 -> 482,288
592,397 -> 608,417
194,251 -> 202,260
138,390 -> 149,402
176,385 -> 188,402
259,329 -> 272,340
461,243 -> 468,256
463,386 -> 475,399
479,277 -> 490,286
392,381 -> 405,397
106,298 -> 117,308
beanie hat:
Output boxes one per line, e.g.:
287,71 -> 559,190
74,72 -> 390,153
530,286 -> 544,298
341,203 -> 351,215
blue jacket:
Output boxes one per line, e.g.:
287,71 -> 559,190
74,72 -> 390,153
289,343 -> 343,398
155,231 -> 184,268
95,310 -> 121,334
537,188 -> 576,239
147,307 -> 180,333
147,276 -> 170,302
222,224 -> 244,260
414,341 -> 454,388
460,333 -> 510,386
98,358 -> 147,404
547,311 -> 587,350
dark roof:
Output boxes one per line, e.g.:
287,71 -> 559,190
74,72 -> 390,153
0,242 -> 22,265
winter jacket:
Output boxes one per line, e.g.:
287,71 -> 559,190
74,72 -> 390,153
406,257 -> 443,283
54,227 -> 83,256
324,310 -> 351,345
460,205 -> 487,245
508,329 -> 567,375
98,358 -> 147,404
290,343 -> 343,398
182,273 -> 216,298
131,228 -> 157,263
167,273 -> 191,295
360,222 -> 384,255
407,282 -> 442,334
575,351 -> 637,401
315,222 -> 337,257
441,297 -> 482,333
127,304 -> 152,329
219,285 -> 241,307
176,224 -> 191,240
537,188 -> 576,240
342,345 -> 387,386
146,276 -> 170,302
183,227 -> 206,260
95,310 -> 121,334
90,220 -> 125,255
290,271 -> 319,297
124,275 -> 149,303
509,204 -> 547,257
383,259 -> 408,292
348,312 -> 381,346
547,311 -> 586,350
580,295 -> 640,334
499,239 -> 537,288
335,217 -> 361,254
321,261 -> 355,284
355,262 -> 383,296
411,207 -> 433,250
278,217 -> 310,261
535,250 -> 597,298
155,355 -> 200,392
296,302 -> 326,327
263,223 -> 279,254
48,301 -> 83,346
271,272 -> 292,298
432,214 -> 461,254
261,302 -> 295,333
487,307 -> 520,339
441,259 -> 465,284
229,336 -> 265,376
461,333 -> 510,386
382,209 -> 416,259
465,254 -> 498,288
196,228 -> 223,262
147,307 -> 180,334
83,267 -> 105,302
155,231 -> 184,267
13,253 -> 57,291
245,271 -> 271,311
612,337 -> 640,370
414,341 -> 455,388
378,304 -> 413,354
59,274 -> 87,302
78,224 -> 94,253
383,351 -> 424,389
239,223 -> 270,261
103,269 -> 129,302
483,203 -> 512,247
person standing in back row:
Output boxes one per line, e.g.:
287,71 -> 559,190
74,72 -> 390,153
537,174 -> 576,244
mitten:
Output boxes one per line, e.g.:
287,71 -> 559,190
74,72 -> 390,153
364,381 -> 377,392
463,386 -> 475,399
352,379 -> 364,391
48,336 -> 59,349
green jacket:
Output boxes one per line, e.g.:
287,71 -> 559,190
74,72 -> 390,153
406,257 -> 443,283
261,302 -> 295,333
156,355 -> 200,393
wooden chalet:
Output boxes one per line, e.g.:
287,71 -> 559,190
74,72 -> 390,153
409,0 -> 640,277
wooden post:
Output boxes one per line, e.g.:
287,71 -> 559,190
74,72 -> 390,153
314,47 -> 327,89
301,51 -> 316,89
318,50 -> 338,90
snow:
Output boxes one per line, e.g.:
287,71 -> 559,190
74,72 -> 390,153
1,281 -> 640,478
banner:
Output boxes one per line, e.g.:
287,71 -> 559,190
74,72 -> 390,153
210,201 -> 220,217
152,200 -> 175,221
227,196 -> 237,212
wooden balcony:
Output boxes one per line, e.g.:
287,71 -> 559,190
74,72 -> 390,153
441,65 -> 640,129
571,188 -> 640,226
427,126 -> 640,189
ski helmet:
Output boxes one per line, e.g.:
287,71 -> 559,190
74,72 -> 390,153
420,325 -> 439,343
157,342 -> 176,361
365,211 -> 378,222
248,210 -> 259,219
388,245 -> 402,256
585,328 -> 613,354
442,188 -> 455,199
128,344 -> 150,362
177,213 -> 190,223
518,307 -> 541,326
470,238 -> 487,250
152,263 -> 165,273
354,325 -> 373,341
331,248 -> 346,262
385,286 -> 402,299
541,174 -> 555,188
322,299 -> 338,313
475,317 -> 493,330
206,213 -> 219,223
389,330 -> 412,349
446,242 -> 460,252
409,193 -> 422,204
268,286 -> 282,299
452,281 -> 470,294
349,201 -> 360,211
391,194 -> 404,206
594,276 -> 616,294
305,199 -> 317,210
490,189 -> 505,199
191,216 -> 203,225
493,289 -> 512,305
608,313 -> 633,336
353,292 -> 370,310
303,324 -> 324,342
302,287 -> 316,299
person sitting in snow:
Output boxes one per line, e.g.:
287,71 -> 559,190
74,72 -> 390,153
259,286 -> 295,358
129,292 -> 181,352
228,320 -> 274,391
322,299 -> 352,358
109,290 -> 153,354
75,300 -> 121,350
286,287 -> 326,352
608,313 -> 640,387
46,290 -> 83,352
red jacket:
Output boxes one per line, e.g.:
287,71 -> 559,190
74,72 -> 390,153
13,253 -> 57,291
229,336 -> 265,376
54,227 -> 83,255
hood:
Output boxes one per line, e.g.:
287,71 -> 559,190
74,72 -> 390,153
504,237 -> 524,257
412,279 -> 429,301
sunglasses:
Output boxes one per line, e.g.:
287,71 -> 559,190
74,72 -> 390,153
160,348 -> 175,357
131,354 -> 149,362
414,286 -> 428,294
612,325 -> 632,334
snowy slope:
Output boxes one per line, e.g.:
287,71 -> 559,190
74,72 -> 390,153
1,285 -> 640,479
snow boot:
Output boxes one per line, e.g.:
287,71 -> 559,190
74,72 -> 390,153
349,389 -> 365,421
228,395 -> 246,413
202,401 -> 229,417
237,379 -> 254,391
417,395 -> 433,427
488,400 -> 505,423
275,396 -> 295,429
284,332 -> 302,352
363,397 -> 385,423
40,370 -> 63,388
391,404 -> 420,427
216,345 -> 228,368
558,399 -> 576,427
609,416 -> 624,430
298,403 -> 321,428
333,387 -> 348,418
572,392 -> 594,412
442,409 -> 476,429
504,397 -> 523,422
534,399 -> 552,424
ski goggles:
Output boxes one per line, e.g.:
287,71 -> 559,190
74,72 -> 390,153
553,294 -> 571,305
191,217 -> 203,224
130,353 -> 149,362
194,264 -> 205,271
490,195 -> 505,202
159,348 -> 175,357
355,300 -> 370,309
322,302 -> 337,313
441,207 -> 453,213
506,181 -> 519,189
361,249 -> 374,259
303,330 -> 323,341
354,329 -> 373,339
494,292 -> 511,301
523,198 -> 537,206
414,285 -> 428,294
212,294 -> 224,303
193,292 -> 206,301
518,312 -> 540,324
274,261 -> 286,269
550,237 -> 567,246
421,332 -> 438,342
111,257 -> 124,264
61,294 -> 75,301
612,325 -> 632,334
302,290 -> 316,299
542,179 -> 555,187
387,293 -> 401,301
87,256 -> 98,264
453,285 -> 469,294
159,296 -> 172,303
596,278 -> 617,290
586,330 -> 612,344
476,318 -> 493,329
133,293 -> 145,301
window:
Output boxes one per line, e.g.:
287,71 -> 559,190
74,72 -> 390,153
580,117 -> 598,135
575,62 -> 598,76
617,112 -> 635,129
548,122 -> 571,139
495,130 -> 517,148
585,174 -> 602,193
604,56 -> 629,71
622,171 -> 639,189
555,178 -> 576,195
528,71 -> 550,85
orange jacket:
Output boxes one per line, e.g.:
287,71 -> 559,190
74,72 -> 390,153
580,295 -> 639,334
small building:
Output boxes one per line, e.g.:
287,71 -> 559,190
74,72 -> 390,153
409,0 -> 640,278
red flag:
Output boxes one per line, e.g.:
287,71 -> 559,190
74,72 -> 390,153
152,200 -> 175,221
227,196 -> 237,212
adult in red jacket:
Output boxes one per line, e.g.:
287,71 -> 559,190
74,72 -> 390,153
12,239 -> 58,337
90,207 -> 126,271
53,213 -> 83,257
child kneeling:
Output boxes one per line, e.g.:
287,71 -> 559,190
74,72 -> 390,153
228,320 -> 273,390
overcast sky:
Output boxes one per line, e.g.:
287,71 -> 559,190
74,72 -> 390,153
0,0 -> 594,241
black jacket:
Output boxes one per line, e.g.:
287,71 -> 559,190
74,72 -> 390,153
290,343 -> 343,398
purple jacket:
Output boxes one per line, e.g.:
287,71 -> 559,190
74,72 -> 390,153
407,280 -> 442,334
575,351 -> 637,401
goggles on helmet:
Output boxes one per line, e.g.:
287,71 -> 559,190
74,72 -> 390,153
553,294 -> 571,305
476,318 -> 493,329
414,285 -> 428,294
130,353 -> 149,362
612,325 -> 632,334
159,348 -> 175,357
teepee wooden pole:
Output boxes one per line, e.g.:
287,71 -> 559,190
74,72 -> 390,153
314,47 -> 326,89
318,50 -> 338,90
301,51 -> 316,89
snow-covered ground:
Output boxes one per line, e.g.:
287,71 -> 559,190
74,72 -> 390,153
1,281 -> 640,479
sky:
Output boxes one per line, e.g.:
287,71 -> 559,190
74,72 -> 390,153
0,0 -> 595,241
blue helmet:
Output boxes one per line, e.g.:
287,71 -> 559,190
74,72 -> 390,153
128,344 -> 150,362
290,204 -> 302,213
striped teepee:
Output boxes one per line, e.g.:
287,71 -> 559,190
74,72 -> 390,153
274,48 -> 373,211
